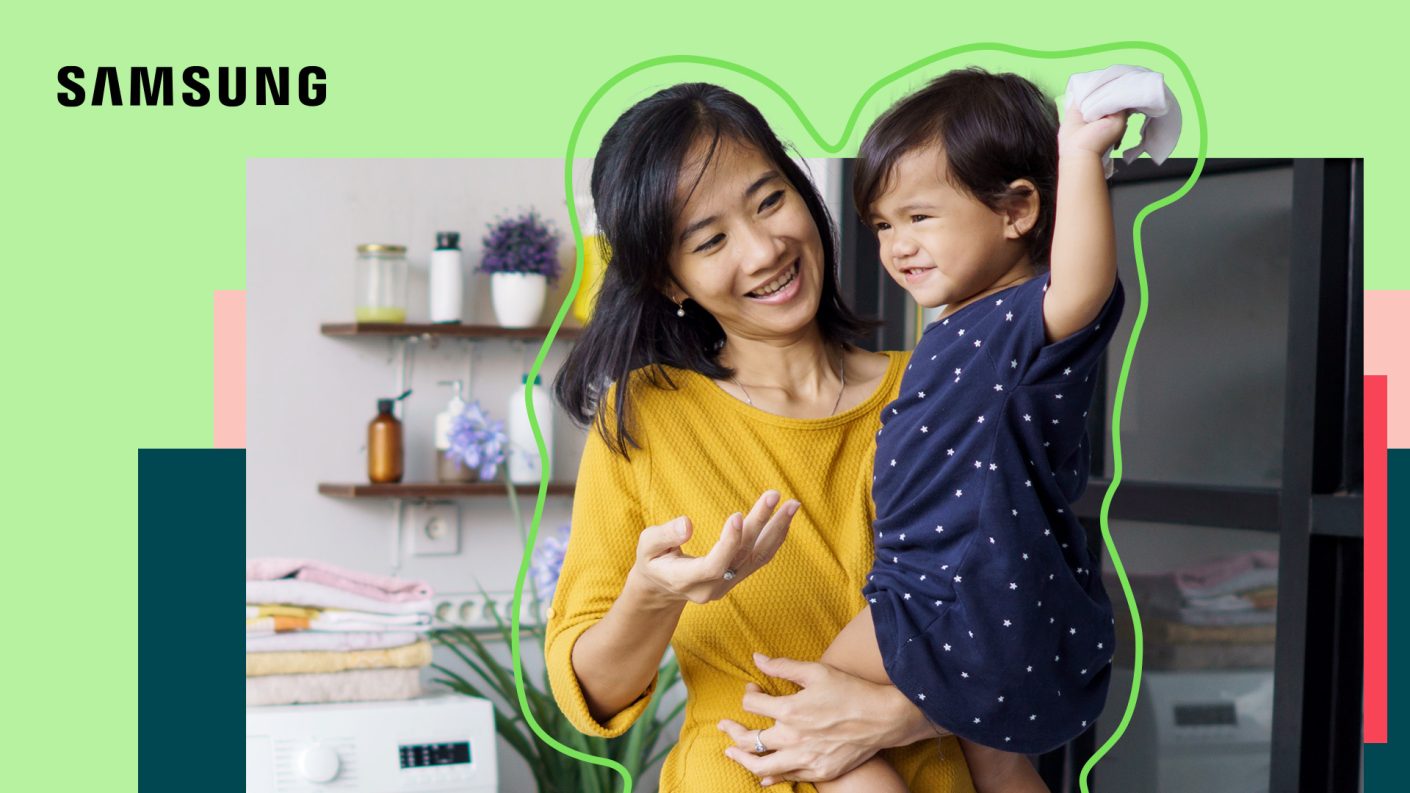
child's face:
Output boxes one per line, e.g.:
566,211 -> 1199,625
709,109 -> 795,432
869,144 -> 1031,311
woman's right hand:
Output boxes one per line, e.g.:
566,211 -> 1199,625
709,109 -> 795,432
629,490 -> 798,605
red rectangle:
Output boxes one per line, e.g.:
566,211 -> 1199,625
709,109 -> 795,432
1366,375 -> 1388,743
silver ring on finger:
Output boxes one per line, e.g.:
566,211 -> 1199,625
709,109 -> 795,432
754,728 -> 768,754
723,568 -> 737,581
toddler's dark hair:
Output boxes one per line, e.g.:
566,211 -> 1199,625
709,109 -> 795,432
853,68 -> 1059,266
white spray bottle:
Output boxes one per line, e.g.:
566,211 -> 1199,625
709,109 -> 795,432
435,380 -> 475,482
508,374 -> 553,485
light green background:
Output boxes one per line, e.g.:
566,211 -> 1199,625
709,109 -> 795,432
2,1 -> 1400,788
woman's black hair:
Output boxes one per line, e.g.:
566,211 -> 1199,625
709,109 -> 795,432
554,82 -> 876,457
853,68 -> 1060,267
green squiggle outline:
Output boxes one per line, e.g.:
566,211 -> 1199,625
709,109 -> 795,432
507,44 -> 1207,793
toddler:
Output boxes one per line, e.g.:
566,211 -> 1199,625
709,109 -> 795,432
814,68 -> 1131,792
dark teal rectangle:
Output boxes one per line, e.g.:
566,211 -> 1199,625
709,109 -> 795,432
138,449 -> 244,792
1364,449 -> 1405,790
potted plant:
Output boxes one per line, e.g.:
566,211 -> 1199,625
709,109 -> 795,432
479,210 -> 561,328
432,492 -> 684,792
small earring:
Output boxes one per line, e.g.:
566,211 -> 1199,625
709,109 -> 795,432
675,299 -> 686,317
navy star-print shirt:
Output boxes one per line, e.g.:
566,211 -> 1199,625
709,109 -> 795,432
864,272 -> 1124,752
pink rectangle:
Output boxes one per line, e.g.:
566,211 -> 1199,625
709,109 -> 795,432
1365,291 -> 1410,448
214,290 -> 246,448
1365,375 -> 1387,743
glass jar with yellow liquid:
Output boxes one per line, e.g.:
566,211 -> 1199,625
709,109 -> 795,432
354,243 -> 408,323
570,197 -> 610,325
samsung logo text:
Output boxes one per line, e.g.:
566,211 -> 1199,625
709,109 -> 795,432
56,66 -> 327,107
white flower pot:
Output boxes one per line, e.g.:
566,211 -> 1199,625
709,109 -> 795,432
490,272 -> 547,328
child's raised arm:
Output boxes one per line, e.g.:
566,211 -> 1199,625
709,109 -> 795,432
1042,106 -> 1129,343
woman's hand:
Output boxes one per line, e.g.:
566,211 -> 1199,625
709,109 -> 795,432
629,491 -> 798,606
717,654 -> 945,785
1058,105 -> 1130,158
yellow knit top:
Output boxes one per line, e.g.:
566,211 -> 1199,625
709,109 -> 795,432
545,352 -> 977,793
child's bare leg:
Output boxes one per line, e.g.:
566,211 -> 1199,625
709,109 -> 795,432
958,739 -> 1050,793
811,606 -> 909,793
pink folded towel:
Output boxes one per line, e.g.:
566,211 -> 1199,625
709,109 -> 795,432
246,558 -> 433,602
1174,551 -> 1279,600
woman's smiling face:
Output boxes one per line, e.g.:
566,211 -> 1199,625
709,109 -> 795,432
668,136 -> 825,343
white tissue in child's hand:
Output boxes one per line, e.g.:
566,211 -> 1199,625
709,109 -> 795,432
1064,65 -> 1183,175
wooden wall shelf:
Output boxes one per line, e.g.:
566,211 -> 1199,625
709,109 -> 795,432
318,481 -> 574,499
320,323 -> 583,340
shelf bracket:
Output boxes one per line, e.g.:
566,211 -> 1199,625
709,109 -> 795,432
465,340 -> 480,396
389,498 -> 404,575
390,336 -> 419,418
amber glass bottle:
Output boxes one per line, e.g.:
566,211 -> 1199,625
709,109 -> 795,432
367,399 -> 404,483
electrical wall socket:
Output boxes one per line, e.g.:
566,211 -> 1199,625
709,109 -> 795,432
407,501 -> 460,556
432,590 -> 545,630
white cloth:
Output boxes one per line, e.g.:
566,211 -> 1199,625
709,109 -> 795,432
245,578 -> 433,615
1064,65 -> 1182,177
308,615 -> 432,632
314,609 -> 431,626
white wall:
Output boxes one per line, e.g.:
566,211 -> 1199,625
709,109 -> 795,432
246,158 -> 586,586
246,157 -> 840,793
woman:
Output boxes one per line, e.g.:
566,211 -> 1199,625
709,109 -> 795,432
546,82 -> 977,792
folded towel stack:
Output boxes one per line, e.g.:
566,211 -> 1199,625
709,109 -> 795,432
1109,551 -> 1279,671
245,558 -> 436,706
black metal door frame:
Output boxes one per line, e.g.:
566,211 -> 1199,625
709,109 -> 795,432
1270,158 -> 1364,793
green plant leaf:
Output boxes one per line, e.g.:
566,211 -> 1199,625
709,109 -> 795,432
433,632 -> 513,702
451,625 -> 521,700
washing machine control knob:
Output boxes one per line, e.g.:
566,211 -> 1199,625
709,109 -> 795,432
298,744 -> 341,783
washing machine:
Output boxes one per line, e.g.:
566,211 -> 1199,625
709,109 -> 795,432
246,694 -> 498,792
1093,666 -> 1273,793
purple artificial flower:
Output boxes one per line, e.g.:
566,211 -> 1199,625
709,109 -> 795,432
478,210 -> 562,283
445,400 -> 509,480
531,525 -> 571,603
